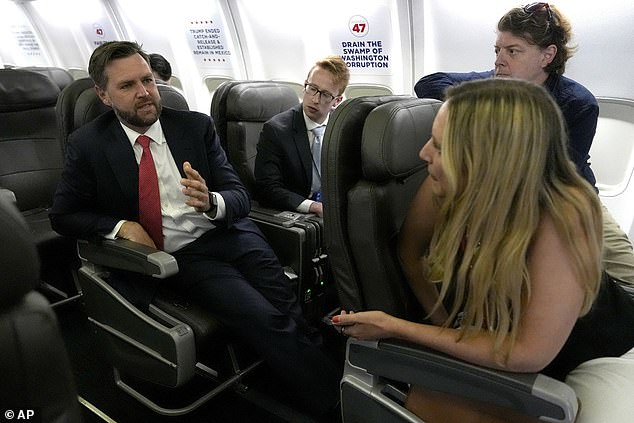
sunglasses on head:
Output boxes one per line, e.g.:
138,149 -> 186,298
523,2 -> 553,21
523,2 -> 553,22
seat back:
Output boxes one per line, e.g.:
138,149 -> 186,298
0,69 -> 64,212
20,66 -> 74,91
55,77 -> 108,151
211,81 -> 336,323
344,83 -> 394,99
590,97 -> 634,239
0,195 -> 81,422
322,95 -> 437,315
56,79 -> 197,383
58,80 -> 261,413
56,77 -> 190,150
204,75 -> 234,102
1,69 -> 81,304
210,80 -> 299,195
157,83 -> 189,111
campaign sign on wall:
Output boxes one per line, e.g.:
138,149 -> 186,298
186,15 -> 233,69
10,24 -> 46,65
331,6 -> 392,75
81,20 -> 118,48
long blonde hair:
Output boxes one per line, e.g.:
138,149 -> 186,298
426,79 -> 602,360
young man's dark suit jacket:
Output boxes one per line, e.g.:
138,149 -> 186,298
254,103 -> 314,211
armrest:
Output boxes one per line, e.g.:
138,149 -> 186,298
0,188 -> 17,205
347,338 -> 577,422
250,204 -> 319,228
77,238 -> 178,279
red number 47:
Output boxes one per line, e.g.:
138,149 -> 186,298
352,23 -> 366,33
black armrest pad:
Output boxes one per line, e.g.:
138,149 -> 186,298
347,339 -> 577,421
78,238 -> 178,278
249,205 -> 320,228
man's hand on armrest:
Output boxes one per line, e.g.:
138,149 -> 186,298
116,221 -> 156,249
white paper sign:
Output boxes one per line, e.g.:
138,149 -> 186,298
186,16 -> 233,69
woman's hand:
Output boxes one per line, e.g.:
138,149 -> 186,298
332,310 -> 397,340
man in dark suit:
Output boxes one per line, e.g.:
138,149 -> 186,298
49,41 -> 338,415
254,56 -> 350,217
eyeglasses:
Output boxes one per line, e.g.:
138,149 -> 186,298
523,2 -> 553,22
304,83 -> 338,104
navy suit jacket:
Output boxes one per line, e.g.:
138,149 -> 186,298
50,107 -> 251,242
254,104 -> 313,211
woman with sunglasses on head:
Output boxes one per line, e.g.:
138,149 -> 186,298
414,3 -> 634,291
334,78 -> 634,423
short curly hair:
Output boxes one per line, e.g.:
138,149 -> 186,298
497,4 -> 576,75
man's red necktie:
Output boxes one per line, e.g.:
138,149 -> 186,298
136,135 -> 164,250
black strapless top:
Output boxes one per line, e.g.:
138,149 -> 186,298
543,272 -> 634,380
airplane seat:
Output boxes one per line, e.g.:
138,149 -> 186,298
73,84 -> 112,127
56,77 -> 261,416
204,75 -> 234,103
211,80 -> 343,324
57,77 -> 189,151
320,94 -> 412,312
321,96 -> 579,423
0,69 -> 61,214
157,82 -> 189,111
20,66 -> 74,91
0,68 -> 81,306
270,80 -> 306,101
0,195 -> 82,422
66,68 -> 90,80
344,83 -> 394,99
210,80 -> 299,194
56,77 -> 102,151
590,97 -> 634,240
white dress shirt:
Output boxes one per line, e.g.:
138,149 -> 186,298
106,120 -> 226,253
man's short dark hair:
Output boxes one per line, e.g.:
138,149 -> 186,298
88,41 -> 150,88
149,53 -> 172,82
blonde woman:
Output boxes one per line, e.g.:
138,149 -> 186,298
415,3 -> 634,289
333,79 -> 634,422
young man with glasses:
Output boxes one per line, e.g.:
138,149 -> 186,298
412,3 -> 634,289
255,55 -> 350,216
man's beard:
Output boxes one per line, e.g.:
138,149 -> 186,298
114,100 -> 162,129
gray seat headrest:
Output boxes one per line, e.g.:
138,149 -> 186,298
157,84 -> 189,111
20,67 -> 74,91
73,89 -> 110,129
362,98 -> 442,182
0,69 -> 60,112
226,82 -> 298,121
